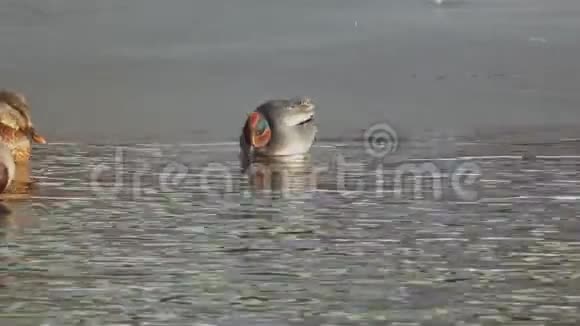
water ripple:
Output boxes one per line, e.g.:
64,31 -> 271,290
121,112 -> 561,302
1,137 -> 580,325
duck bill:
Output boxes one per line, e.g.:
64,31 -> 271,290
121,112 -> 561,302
250,135 -> 256,148
29,129 -> 46,144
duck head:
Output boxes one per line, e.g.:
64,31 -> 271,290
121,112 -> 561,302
241,97 -> 317,157
0,90 -> 46,145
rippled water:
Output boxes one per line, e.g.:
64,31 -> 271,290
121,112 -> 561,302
2,0 -> 580,324
2,128 -> 580,325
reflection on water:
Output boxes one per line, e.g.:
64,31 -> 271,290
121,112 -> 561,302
242,154 -> 315,199
1,130 -> 580,325
0,163 -> 36,200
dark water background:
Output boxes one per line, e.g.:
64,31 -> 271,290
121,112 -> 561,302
1,0 -> 579,143
1,0 -> 580,325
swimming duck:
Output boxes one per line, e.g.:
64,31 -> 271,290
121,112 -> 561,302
0,144 -> 15,194
240,97 -> 317,158
0,90 -> 46,163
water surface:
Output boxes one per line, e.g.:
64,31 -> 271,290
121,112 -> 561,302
2,129 -> 580,325
1,0 -> 580,325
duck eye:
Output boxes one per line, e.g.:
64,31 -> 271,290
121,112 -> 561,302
255,118 -> 269,135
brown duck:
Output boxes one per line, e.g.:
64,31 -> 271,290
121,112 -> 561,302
0,90 -> 46,163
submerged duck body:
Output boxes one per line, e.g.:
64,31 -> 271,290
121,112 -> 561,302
0,90 -> 46,163
0,144 -> 15,193
240,97 -> 317,158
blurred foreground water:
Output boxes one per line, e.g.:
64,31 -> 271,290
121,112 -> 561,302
2,127 -> 580,325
